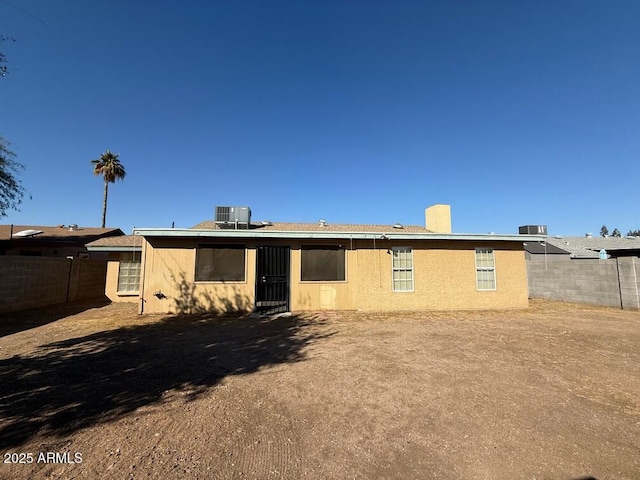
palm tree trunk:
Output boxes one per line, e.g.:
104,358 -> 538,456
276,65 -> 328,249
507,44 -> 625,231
102,180 -> 109,228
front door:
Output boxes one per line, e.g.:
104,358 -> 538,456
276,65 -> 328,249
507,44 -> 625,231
255,246 -> 290,314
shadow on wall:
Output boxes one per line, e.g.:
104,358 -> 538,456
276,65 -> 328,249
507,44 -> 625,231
0,308 -> 334,449
0,297 -> 110,338
296,291 -> 312,311
170,272 -> 253,315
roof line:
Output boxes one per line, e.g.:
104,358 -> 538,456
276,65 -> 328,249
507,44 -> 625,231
132,228 -> 544,242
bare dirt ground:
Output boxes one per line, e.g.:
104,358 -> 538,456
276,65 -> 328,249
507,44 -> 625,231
0,299 -> 638,480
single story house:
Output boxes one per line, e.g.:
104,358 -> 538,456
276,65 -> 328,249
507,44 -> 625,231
0,224 -> 124,257
87,205 -> 544,314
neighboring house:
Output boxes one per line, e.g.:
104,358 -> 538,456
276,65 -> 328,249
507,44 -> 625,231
0,224 -> 125,258
525,234 -> 640,260
88,205 -> 543,314
523,232 -> 640,310
85,235 -> 143,302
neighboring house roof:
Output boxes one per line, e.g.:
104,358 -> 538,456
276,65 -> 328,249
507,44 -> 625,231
0,225 -> 124,241
544,236 -> 640,258
523,242 -> 570,255
86,235 -> 143,252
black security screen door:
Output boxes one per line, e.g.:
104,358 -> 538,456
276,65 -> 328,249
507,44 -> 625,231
255,246 -> 290,314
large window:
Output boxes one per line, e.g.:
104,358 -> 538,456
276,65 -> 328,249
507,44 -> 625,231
301,246 -> 345,281
475,247 -> 496,290
392,247 -> 413,292
117,253 -> 141,293
195,245 -> 246,282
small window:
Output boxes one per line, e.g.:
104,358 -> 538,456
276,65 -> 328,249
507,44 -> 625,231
301,246 -> 345,281
475,248 -> 496,290
117,253 -> 141,293
392,247 -> 413,292
195,245 -> 246,282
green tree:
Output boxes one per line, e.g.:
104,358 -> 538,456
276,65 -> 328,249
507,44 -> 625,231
91,149 -> 126,228
611,228 -> 621,238
627,229 -> 640,237
600,225 -> 609,237
0,135 -> 26,217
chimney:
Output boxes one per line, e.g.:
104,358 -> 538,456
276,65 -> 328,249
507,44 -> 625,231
425,204 -> 451,233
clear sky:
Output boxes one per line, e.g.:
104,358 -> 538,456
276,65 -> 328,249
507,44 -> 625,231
1,0 -> 639,236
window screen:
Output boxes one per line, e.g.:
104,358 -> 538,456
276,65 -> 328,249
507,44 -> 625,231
475,247 -> 496,290
301,246 -> 345,281
392,247 -> 414,292
195,245 -> 246,282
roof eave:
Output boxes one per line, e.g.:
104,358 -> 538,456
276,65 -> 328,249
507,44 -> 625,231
133,228 -> 544,242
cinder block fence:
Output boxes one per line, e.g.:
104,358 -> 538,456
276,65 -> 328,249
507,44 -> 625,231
0,256 -> 107,314
527,257 -> 640,310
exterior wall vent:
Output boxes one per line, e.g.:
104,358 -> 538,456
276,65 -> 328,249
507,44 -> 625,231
215,206 -> 251,229
518,225 -> 547,235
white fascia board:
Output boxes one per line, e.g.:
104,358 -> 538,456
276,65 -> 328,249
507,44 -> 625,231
133,228 -> 544,243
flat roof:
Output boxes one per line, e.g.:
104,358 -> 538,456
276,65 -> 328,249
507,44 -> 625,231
132,227 -> 544,243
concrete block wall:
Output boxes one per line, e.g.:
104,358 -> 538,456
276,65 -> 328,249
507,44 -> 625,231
0,256 -> 107,314
527,256 -> 640,309
617,257 -> 640,310
70,258 -> 108,301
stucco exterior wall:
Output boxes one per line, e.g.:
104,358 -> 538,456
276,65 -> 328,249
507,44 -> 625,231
141,238 -> 256,314
138,237 -> 529,314
354,240 -> 528,311
105,252 -> 141,303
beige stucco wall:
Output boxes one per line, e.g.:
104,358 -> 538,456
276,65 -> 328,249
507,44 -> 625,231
353,240 -> 528,311
136,237 -> 529,314
140,238 -> 256,314
105,252 -> 140,303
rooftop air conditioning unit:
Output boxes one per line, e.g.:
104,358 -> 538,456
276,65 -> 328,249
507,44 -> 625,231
215,206 -> 251,229
518,225 -> 547,235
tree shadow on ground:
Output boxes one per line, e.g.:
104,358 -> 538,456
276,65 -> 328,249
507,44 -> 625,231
0,297 -> 111,338
0,309 -> 333,449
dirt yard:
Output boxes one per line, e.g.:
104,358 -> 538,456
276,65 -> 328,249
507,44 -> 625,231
0,300 -> 638,480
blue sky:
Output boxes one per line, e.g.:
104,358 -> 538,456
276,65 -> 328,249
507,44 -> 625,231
1,0 -> 639,235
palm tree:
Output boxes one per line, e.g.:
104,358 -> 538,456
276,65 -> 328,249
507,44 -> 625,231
91,149 -> 126,228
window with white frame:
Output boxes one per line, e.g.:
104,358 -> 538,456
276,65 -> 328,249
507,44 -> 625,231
475,247 -> 496,290
117,252 -> 141,293
392,247 -> 413,292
